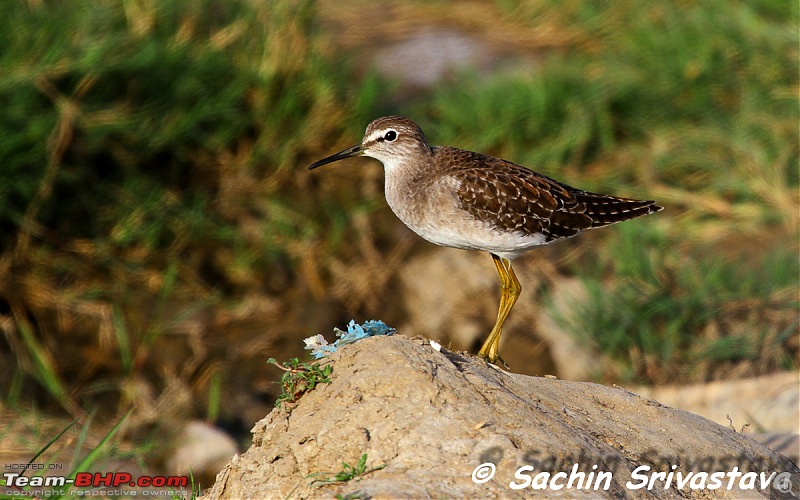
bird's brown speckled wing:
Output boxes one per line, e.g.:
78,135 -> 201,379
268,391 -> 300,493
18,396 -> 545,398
439,147 -> 662,242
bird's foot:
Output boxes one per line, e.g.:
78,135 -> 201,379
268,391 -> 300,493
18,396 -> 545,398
478,351 -> 510,370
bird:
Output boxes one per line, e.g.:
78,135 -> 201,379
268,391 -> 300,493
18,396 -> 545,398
308,116 -> 663,366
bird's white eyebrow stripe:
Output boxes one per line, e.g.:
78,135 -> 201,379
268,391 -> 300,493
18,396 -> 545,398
364,130 -> 387,144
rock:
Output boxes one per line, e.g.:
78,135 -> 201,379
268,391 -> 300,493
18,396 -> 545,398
632,371 -> 800,463
536,277 -> 599,380
203,335 -> 799,499
633,371 -> 799,435
749,434 -> 800,467
397,250 -> 500,348
167,421 -> 239,487
373,29 -> 496,90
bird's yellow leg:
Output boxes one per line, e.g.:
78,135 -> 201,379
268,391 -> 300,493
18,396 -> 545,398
478,255 -> 507,362
493,254 -> 510,322
478,255 -> 521,366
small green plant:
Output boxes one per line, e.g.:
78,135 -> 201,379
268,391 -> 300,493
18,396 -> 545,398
267,357 -> 333,409
335,490 -> 370,500
308,453 -> 386,487
170,468 -> 200,500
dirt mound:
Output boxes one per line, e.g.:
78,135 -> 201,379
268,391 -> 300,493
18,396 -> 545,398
203,335 -> 799,499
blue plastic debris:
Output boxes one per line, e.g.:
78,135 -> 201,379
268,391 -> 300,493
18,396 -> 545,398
304,320 -> 395,359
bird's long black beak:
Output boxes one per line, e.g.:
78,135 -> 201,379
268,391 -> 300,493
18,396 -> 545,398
307,144 -> 364,170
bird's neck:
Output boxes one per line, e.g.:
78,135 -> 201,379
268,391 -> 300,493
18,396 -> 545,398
381,144 -> 434,181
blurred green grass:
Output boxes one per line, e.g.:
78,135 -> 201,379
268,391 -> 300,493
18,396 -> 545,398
0,0 -> 797,470
0,0 -> 386,429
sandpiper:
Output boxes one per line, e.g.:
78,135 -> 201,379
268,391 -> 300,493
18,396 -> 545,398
308,116 -> 663,366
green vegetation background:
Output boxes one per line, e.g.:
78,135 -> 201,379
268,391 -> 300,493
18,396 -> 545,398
0,0 -> 797,474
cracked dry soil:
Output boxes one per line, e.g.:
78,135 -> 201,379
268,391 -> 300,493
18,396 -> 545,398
203,335 -> 799,499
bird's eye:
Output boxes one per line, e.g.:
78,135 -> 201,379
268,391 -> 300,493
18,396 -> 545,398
384,130 -> 397,142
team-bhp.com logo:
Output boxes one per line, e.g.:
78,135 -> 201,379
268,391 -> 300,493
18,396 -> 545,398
4,471 -> 188,490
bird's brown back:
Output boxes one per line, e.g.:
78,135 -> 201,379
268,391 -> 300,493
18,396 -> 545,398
435,146 -> 663,242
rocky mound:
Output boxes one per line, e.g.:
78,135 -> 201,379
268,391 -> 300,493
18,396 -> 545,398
203,335 -> 799,499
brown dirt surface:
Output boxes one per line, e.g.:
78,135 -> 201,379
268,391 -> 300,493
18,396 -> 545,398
202,335 -> 799,499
